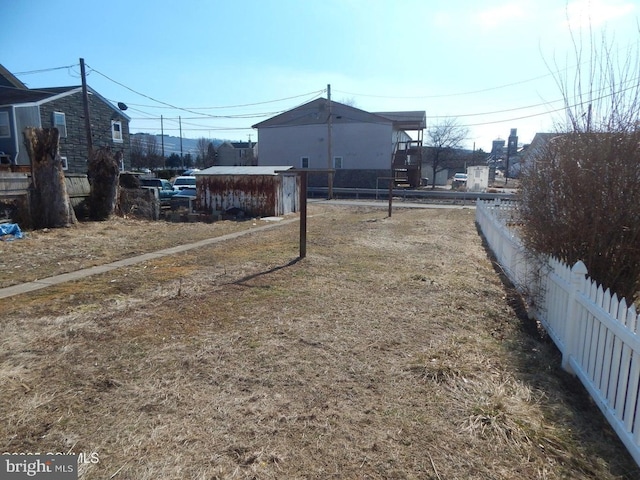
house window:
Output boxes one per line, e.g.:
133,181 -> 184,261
53,112 -> 67,138
0,112 -> 9,138
111,121 -> 123,143
333,156 -> 343,169
301,156 -> 309,168
60,156 -> 68,171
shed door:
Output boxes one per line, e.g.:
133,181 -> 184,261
280,174 -> 297,214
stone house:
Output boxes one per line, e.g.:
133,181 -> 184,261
0,64 -> 130,174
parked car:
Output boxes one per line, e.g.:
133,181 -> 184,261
170,187 -> 197,211
453,173 -> 468,183
139,178 -> 178,203
172,175 -> 196,191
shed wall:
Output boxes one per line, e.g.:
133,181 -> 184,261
199,174 -> 298,217
467,166 -> 490,192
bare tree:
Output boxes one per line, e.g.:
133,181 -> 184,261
196,137 -> 209,168
206,142 -> 217,167
130,135 -> 145,170
339,97 -> 356,107
143,135 -> 161,169
520,28 -> 640,302
424,119 -> 468,189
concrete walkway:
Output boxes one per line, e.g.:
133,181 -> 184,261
0,218 -> 298,300
0,199 -> 469,300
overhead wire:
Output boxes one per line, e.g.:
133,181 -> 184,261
453,76 -> 640,128
14,61 -> 639,136
89,63 -> 326,121
122,89 -> 326,110
442,74 -> 640,120
116,88 -> 326,134
13,64 -> 78,75
334,73 -> 558,100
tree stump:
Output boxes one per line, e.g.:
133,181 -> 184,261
23,127 -> 77,228
88,147 -> 121,220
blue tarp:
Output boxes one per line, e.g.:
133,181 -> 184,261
0,223 -> 23,240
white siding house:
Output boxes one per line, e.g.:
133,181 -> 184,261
252,98 -> 425,188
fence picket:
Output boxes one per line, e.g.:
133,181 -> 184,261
594,290 -> 613,390
607,298 -> 627,405
630,304 -> 639,334
476,199 -> 640,467
599,326 -> 615,395
627,352 -> 640,434
576,302 -> 589,371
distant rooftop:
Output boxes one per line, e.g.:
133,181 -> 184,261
375,111 -> 426,130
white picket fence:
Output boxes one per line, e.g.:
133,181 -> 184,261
476,199 -> 640,467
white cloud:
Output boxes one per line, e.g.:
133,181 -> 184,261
564,0 -> 636,28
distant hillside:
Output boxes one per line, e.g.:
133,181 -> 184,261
131,133 -> 227,157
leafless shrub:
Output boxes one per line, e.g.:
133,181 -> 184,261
519,28 -> 640,302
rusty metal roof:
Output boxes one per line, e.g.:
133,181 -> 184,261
196,166 -> 295,176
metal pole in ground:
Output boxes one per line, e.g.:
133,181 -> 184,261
299,170 -> 307,259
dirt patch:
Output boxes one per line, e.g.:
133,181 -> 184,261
1,204 -> 638,479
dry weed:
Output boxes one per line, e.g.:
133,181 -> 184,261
0,204 -> 638,479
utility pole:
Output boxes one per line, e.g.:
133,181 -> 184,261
80,58 -> 93,157
179,116 -> 183,168
327,84 -> 333,199
161,115 -> 165,160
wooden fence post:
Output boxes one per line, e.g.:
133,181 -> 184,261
562,260 -> 588,374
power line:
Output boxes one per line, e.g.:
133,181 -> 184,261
431,73 -> 640,119
334,73 -> 556,100
454,77 -> 640,128
128,111 -> 287,121
87,64 -> 214,117
122,89 -> 326,110
90,63 -> 326,120
13,64 -> 77,75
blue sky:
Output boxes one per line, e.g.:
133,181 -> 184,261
1,0 -> 638,151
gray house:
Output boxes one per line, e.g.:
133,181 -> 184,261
252,98 -> 425,188
216,141 -> 257,166
0,64 -> 130,174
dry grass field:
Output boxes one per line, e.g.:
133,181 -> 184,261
1,203 -> 639,479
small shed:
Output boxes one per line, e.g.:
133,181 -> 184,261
195,166 -> 299,217
466,165 -> 490,193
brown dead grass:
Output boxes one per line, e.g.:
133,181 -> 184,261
0,217 -> 254,289
1,203 -> 638,479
